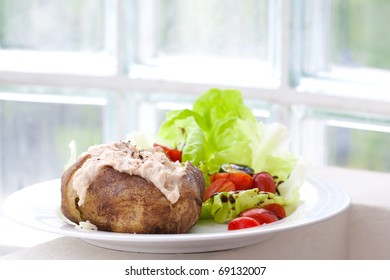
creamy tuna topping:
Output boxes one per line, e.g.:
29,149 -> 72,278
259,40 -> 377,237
72,141 -> 187,206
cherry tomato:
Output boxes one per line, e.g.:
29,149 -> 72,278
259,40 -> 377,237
239,208 -> 278,225
153,143 -> 182,162
203,178 -> 236,201
228,217 -> 260,230
166,149 -> 182,162
262,203 -> 286,219
251,172 -> 276,193
210,172 -> 253,190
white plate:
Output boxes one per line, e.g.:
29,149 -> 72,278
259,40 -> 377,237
2,178 -> 350,253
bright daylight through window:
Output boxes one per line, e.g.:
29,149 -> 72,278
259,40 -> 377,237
0,0 -> 389,208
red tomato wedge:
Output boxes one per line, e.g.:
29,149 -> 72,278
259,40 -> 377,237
203,178 -> 236,202
238,208 -> 278,225
210,173 -> 253,190
153,143 -> 182,162
251,172 -> 276,194
228,217 -> 260,230
262,203 -> 286,219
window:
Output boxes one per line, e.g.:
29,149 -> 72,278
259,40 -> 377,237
290,0 -> 390,172
0,0 -> 116,75
131,0 -> 280,87
294,0 -> 390,99
296,107 -> 390,172
1,0 -> 390,204
0,86 -> 116,200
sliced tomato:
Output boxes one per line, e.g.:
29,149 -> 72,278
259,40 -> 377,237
238,208 -> 278,225
251,172 -> 276,194
166,149 -> 182,162
210,172 -> 253,190
203,178 -> 236,202
153,143 -> 182,162
262,203 -> 286,219
228,217 -> 260,230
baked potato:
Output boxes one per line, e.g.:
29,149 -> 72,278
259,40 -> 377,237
61,141 -> 205,234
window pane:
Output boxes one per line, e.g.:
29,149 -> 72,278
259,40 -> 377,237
128,93 -> 195,135
158,0 -> 269,59
331,0 -> 390,70
0,87 -> 114,200
0,0 -> 116,75
0,0 -> 105,52
298,108 -> 390,172
132,0 -> 279,87
326,123 -> 390,171
296,0 -> 390,98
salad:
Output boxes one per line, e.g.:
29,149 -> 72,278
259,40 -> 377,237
134,88 -> 305,230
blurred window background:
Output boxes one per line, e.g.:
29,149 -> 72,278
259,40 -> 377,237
0,0 -> 390,205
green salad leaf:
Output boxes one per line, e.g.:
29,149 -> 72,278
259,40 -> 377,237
158,88 -> 297,177
157,88 -> 304,223
158,89 -> 255,174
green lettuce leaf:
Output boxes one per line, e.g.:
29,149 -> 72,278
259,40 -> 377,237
158,88 -> 260,175
157,88 -> 303,222
250,122 -> 297,183
192,88 -> 256,128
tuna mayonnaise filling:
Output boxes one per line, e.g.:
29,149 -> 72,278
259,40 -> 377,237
72,141 -> 186,206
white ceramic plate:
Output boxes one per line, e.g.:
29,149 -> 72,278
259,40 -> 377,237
2,178 -> 350,253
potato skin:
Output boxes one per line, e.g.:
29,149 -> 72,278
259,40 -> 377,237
61,157 -> 205,234
61,154 -> 91,223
